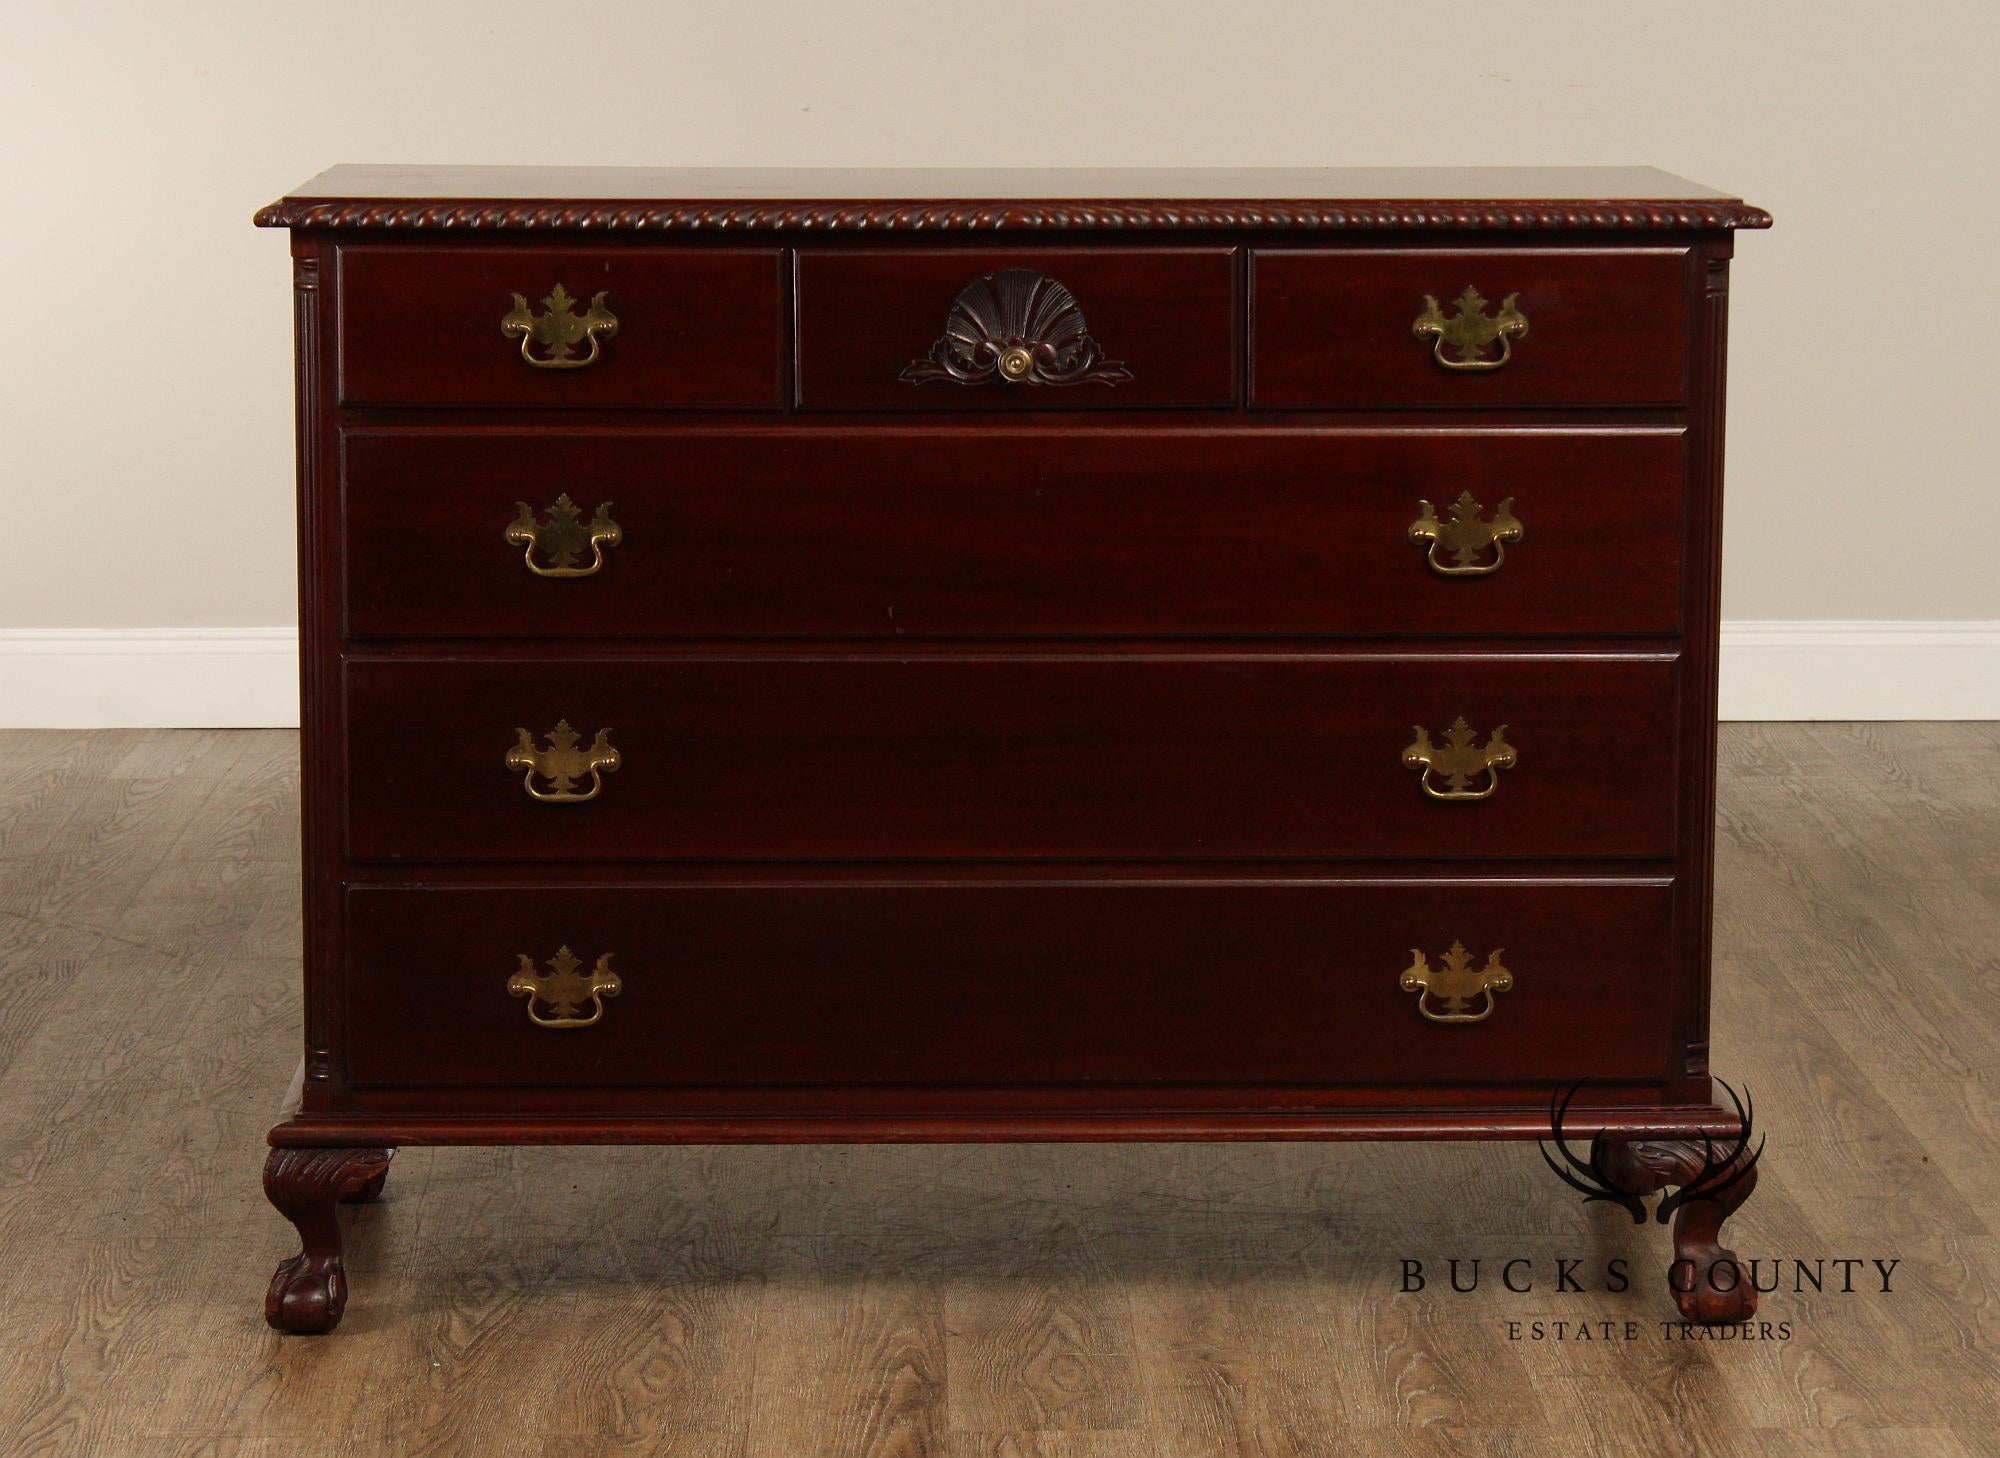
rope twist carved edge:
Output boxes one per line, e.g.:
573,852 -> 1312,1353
254,199 -> 1774,232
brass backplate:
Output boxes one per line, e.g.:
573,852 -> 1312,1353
505,495 -> 622,577
1400,941 -> 1513,1023
507,946 -> 622,1028
1402,717 -> 1516,801
500,284 -> 619,369
505,720 -> 621,803
1412,287 -> 1528,370
1408,492 -> 1523,576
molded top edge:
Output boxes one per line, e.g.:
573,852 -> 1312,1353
255,165 -> 1772,231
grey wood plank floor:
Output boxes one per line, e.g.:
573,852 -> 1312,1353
0,726 -> 1994,1457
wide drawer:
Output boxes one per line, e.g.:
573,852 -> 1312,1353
795,248 -> 1239,409
342,427 -> 1686,639
343,878 -> 1675,1090
342,652 -> 1679,861
1252,248 -> 1690,408
336,245 -> 785,408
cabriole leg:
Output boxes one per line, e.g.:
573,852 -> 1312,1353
263,1146 -> 394,1334
1594,1133 -> 1760,1323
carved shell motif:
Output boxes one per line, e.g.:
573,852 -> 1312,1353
902,268 -> 1133,388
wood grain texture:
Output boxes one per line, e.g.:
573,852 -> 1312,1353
341,427 -> 1688,641
291,206 -> 1742,1165
0,726 -> 1994,1454
341,652 -> 1682,863
336,245 -> 785,409
1250,248 -> 1691,408
338,880 -> 1677,1094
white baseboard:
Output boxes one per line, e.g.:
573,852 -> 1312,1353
0,629 -> 298,729
1718,620 -> 2000,720
0,622 -> 1995,727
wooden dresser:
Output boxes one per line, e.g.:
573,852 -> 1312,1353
254,166 -> 1769,1333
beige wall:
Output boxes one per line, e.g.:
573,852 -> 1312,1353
3,0 -> 1994,632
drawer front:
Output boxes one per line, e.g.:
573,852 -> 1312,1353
343,653 -> 1678,862
343,879 -> 1674,1090
336,246 -> 785,408
1252,248 -> 1690,408
796,248 -> 1238,409
342,427 -> 1685,639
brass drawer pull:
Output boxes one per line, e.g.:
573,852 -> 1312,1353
902,268 -> 1132,388
506,720 -> 620,803
509,945 -> 621,1028
1412,287 -> 1528,371
1403,717 -> 1515,801
1401,941 -> 1512,1023
1408,492 -> 1521,576
501,284 -> 618,369
505,495 -> 622,577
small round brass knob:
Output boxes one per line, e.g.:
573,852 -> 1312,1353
997,345 -> 1034,381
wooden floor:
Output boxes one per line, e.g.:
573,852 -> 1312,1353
0,726 -> 1995,1457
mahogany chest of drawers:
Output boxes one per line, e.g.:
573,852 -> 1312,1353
254,166 -> 1769,1333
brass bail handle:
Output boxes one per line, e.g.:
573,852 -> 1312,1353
1402,717 -> 1516,801
1412,286 -> 1528,371
508,946 -> 622,1028
501,284 -> 619,369
1400,941 -> 1513,1023
505,720 -> 621,803
1408,493 -> 1522,577
505,495 -> 622,578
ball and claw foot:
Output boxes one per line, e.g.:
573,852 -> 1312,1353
1670,1232 -> 1758,1324
266,1250 -> 348,1336
1594,1133 -> 1760,1324
263,1146 -> 394,1335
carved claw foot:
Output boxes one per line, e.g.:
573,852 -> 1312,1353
263,1146 -> 394,1334
1594,1133 -> 1760,1324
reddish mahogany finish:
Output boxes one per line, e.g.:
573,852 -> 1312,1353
1598,1132 -> 1762,1323
795,248 -> 1239,408
256,166 -> 1766,1330
337,245 -> 785,408
342,427 -> 1687,639
342,652 -> 1679,863
263,1146 -> 393,1334
1252,248 -> 1690,408
344,879 -> 1673,1092
259,165 -> 1774,233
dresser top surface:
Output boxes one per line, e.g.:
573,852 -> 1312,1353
258,165 -> 1769,231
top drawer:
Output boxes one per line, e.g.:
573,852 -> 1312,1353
796,248 -> 1238,409
336,246 -> 785,409
1252,249 -> 1690,408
